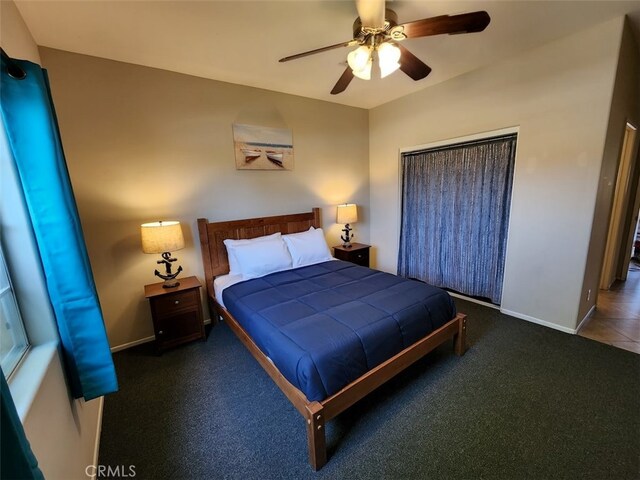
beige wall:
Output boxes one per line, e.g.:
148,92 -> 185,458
0,0 -> 40,63
23,354 -> 102,480
1,2 -> 102,479
369,17 -> 624,332
39,47 -> 370,348
579,18 -> 640,320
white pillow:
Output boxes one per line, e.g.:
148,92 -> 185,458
224,232 -> 281,275
282,227 -> 333,268
232,238 -> 293,279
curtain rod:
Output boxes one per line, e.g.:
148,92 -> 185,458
1,48 -> 26,80
403,133 -> 517,157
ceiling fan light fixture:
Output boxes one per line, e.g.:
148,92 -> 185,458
280,8 -> 490,94
347,45 -> 372,80
377,42 -> 401,78
352,61 -> 372,80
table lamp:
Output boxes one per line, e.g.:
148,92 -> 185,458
141,220 -> 185,288
337,204 -> 358,248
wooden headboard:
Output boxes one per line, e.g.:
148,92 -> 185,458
197,208 -> 321,303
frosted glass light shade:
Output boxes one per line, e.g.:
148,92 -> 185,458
337,204 -> 358,224
378,43 -> 401,78
141,221 -> 185,253
347,46 -> 372,80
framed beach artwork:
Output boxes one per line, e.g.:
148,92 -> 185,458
232,123 -> 294,170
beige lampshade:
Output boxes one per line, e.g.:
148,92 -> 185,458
337,204 -> 358,224
140,221 -> 185,254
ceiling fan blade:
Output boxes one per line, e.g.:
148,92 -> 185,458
396,44 -> 431,81
355,0 -> 386,29
397,11 -> 490,39
279,40 -> 357,63
331,67 -> 355,95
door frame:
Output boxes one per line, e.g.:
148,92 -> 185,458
617,167 -> 640,280
600,121 -> 638,289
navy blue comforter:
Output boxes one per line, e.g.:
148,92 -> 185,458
223,260 -> 455,402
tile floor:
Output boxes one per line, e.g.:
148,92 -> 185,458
578,264 -> 640,354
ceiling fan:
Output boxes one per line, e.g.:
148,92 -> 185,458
279,0 -> 490,95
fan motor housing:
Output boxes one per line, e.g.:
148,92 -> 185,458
353,8 -> 399,37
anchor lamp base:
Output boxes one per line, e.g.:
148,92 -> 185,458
161,278 -> 180,289
154,251 -> 183,289
340,224 -> 354,248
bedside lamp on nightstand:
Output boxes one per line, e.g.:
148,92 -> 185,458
141,220 -> 185,288
337,203 -> 358,248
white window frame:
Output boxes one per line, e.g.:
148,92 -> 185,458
0,244 -> 30,377
2,111 -> 60,421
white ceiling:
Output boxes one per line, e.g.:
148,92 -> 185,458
15,0 -> 640,109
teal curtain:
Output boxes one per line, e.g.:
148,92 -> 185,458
0,56 -> 118,400
398,134 -> 517,304
1,371 -> 44,480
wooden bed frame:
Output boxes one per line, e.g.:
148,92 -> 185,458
197,208 -> 467,470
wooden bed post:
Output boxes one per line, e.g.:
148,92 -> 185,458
305,401 -> 327,471
197,217 -> 218,324
311,207 -> 321,229
454,313 -> 467,356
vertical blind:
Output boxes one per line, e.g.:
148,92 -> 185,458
398,134 -> 517,304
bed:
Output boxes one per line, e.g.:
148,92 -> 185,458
197,208 -> 467,470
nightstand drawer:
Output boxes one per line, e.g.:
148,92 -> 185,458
350,250 -> 369,266
153,289 -> 198,315
333,243 -> 371,268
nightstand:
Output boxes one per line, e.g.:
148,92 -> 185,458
144,276 -> 206,353
333,243 -> 370,267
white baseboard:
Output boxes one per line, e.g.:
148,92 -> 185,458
91,396 -> 104,480
500,308 -> 576,334
110,335 -> 155,353
575,305 -> 596,333
448,291 -> 499,310
110,318 -> 212,352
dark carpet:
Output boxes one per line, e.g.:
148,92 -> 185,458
99,299 -> 640,479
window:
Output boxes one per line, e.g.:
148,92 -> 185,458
0,245 -> 29,376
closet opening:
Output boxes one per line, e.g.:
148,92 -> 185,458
398,130 -> 517,306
